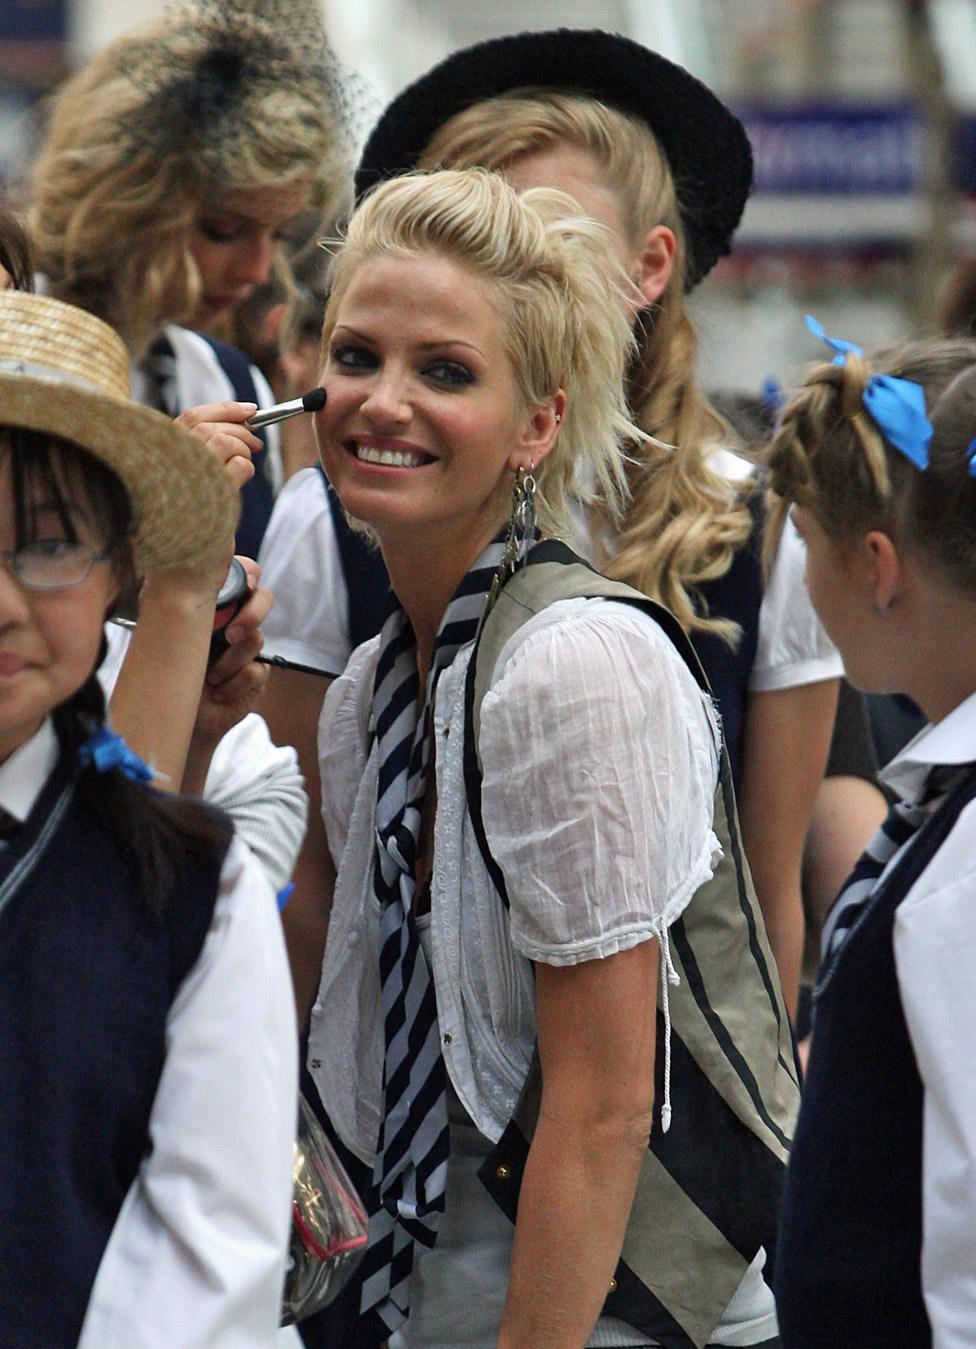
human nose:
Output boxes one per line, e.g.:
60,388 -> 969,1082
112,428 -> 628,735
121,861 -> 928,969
0,556 -> 32,624
360,368 -> 411,427
230,233 -> 275,287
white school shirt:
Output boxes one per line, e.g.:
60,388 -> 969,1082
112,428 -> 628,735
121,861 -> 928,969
99,624 -> 308,893
130,324 -> 284,494
0,720 -> 298,1348
258,453 -> 842,687
848,692 -> 976,1349
307,597 -> 722,1160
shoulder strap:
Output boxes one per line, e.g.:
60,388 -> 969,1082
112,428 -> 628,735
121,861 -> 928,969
315,467 -> 392,649
463,539 -> 731,911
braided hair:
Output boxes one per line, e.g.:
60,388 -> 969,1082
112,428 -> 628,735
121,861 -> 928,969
765,337 -> 976,578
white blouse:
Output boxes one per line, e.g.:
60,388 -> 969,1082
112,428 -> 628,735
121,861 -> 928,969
307,597 -> 722,1159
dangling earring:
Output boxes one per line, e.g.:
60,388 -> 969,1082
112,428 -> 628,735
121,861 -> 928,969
488,465 -> 537,609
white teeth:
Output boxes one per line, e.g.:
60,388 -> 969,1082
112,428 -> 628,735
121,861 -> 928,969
354,443 -> 426,468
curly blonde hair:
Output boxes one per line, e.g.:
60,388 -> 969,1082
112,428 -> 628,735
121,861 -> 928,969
419,91 -> 752,641
766,337 -> 976,588
30,10 -> 350,354
322,169 -> 646,541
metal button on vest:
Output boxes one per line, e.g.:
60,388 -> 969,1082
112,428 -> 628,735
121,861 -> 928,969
495,1164 -> 511,1181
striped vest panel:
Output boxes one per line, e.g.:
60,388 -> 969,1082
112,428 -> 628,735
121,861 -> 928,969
466,541 -> 800,1349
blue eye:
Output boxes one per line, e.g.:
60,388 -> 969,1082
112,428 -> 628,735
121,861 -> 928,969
425,360 -> 473,387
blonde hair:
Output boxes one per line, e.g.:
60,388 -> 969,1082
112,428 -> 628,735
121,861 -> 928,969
419,90 -> 752,640
323,169 -> 644,540
30,12 -> 350,353
766,337 -> 976,589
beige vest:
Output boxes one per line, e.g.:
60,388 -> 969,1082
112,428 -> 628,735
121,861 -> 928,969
465,541 -> 800,1349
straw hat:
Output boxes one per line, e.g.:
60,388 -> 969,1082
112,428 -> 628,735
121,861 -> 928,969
355,28 -> 753,291
0,291 -> 238,572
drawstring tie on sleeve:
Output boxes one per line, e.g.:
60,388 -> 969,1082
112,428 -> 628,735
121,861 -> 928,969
657,924 -> 681,1134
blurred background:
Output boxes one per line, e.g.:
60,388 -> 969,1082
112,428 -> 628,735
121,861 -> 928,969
3,0 -> 976,404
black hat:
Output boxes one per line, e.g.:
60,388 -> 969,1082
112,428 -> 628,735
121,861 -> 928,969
355,28 -> 753,290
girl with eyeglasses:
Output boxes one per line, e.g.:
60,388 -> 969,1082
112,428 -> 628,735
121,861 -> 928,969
0,289 -> 297,1347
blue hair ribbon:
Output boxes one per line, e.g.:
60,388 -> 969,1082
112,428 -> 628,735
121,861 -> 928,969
79,726 -> 155,784
804,315 -> 932,471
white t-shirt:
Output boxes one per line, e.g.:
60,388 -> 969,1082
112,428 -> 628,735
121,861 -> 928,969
258,457 -> 841,688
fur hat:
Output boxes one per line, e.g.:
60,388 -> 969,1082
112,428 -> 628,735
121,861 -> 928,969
355,28 -> 753,289
0,291 -> 238,572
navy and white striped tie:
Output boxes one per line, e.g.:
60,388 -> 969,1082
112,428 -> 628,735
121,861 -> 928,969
821,763 -> 965,964
358,540 -> 505,1336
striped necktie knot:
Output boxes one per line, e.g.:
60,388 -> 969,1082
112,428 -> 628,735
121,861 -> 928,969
822,758 -> 976,971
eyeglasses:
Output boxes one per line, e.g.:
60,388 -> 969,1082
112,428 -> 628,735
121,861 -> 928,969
0,540 -> 111,590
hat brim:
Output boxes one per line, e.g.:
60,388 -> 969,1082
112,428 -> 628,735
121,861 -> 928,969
0,371 -> 239,573
355,28 -> 753,289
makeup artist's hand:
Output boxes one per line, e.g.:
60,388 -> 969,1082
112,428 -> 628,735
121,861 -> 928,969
177,400 -> 263,490
183,556 -> 273,795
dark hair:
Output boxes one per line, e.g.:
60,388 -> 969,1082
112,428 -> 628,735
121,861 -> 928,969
2,426 -> 229,916
0,206 -> 34,292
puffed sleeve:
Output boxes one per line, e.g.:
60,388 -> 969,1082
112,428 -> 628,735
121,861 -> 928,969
751,516 -> 842,691
478,599 -> 722,966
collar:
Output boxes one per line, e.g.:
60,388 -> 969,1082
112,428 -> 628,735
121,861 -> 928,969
0,720 -> 59,824
879,689 -> 976,803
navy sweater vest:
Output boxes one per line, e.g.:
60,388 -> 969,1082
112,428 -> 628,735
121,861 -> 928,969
775,769 -> 976,1347
0,749 -> 228,1348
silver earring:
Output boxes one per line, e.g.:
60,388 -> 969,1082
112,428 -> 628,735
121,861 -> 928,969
488,466 -> 537,609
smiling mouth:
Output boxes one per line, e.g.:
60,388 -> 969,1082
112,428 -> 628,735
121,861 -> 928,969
348,441 -> 434,469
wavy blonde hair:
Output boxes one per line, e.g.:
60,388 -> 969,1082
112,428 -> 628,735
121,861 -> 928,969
30,13 -> 349,354
323,169 -> 645,541
766,337 -> 976,589
419,90 -> 752,640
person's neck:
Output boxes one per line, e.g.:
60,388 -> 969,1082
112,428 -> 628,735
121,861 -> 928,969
380,520 -> 503,686
896,587 -> 976,725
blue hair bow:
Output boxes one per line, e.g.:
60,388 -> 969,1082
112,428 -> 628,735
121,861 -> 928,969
805,315 -> 932,470
79,726 -> 155,784
966,438 -> 976,478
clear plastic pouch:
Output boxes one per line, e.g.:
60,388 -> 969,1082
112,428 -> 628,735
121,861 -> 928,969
281,1093 -> 369,1326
